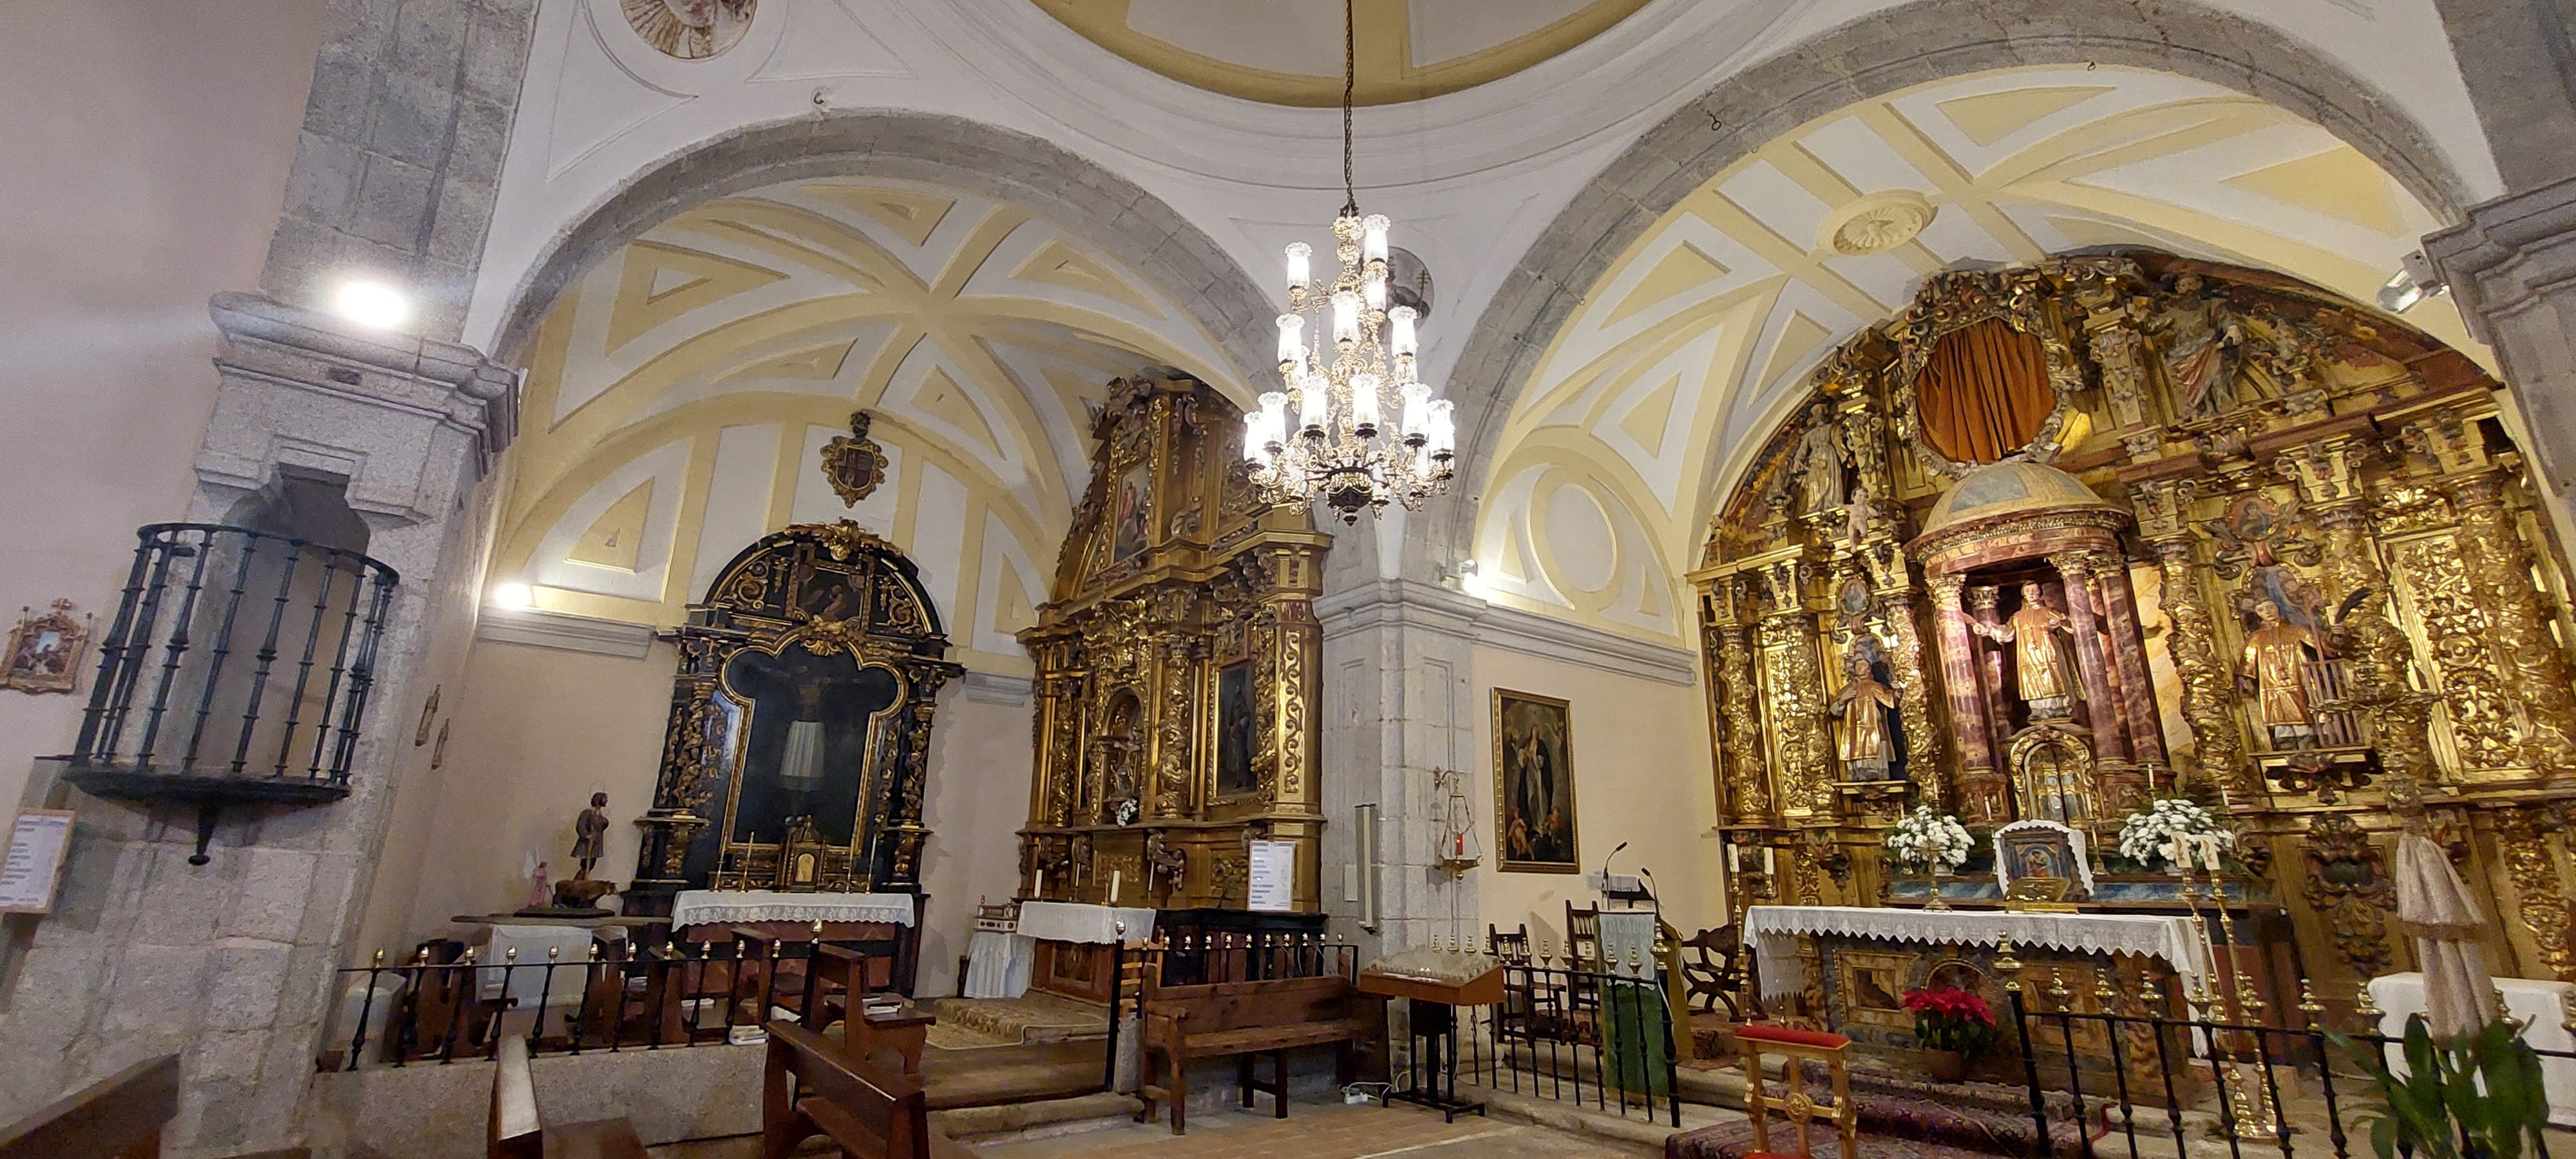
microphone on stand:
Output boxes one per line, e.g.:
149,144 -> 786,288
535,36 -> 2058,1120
1601,842 -> 1629,883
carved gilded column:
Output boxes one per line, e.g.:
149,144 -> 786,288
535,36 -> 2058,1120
1930,574 -> 2005,822
2496,806 -> 2576,982
1711,610 -> 1772,820
2134,479 -> 2251,796
2048,550 -> 2129,766
2450,471 -> 2576,766
2081,296 -> 2154,433
1759,558 -> 1830,815
1881,587 -> 1944,810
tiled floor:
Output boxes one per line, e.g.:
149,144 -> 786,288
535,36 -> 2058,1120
971,1097 -> 1643,1159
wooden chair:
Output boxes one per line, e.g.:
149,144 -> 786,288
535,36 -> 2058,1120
489,1035 -> 647,1159
1564,903 -> 1602,970
1734,1024 -> 1858,1159
0,1055 -> 177,1159
762,1019 -> 976,1159
1486,923 -> 1531,963
1677,925 -> 1745,1020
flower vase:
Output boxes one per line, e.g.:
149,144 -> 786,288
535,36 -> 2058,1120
1921,1048 -> 1967,1082
1925,863 -> 1950,910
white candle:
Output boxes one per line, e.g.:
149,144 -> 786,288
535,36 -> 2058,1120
1111,869 -> 1122,905
1284,242 -> 1311,293
1361,214 -> 1390,265
1762,847 -> 1776,876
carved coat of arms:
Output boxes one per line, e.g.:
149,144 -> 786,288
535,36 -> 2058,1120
820,411 -> 886,506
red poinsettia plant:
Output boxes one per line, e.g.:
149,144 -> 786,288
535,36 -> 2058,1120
1901,985 -> 1997,1057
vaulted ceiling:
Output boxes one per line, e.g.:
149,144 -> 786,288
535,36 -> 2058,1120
1470,65 -> 2479,646
1031,0 -> 1653,106
497,176 -> 1244,672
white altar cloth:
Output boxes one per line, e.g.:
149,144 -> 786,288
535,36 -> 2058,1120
1745,905 -> 2210,999
2369,972 -> 2576,1126
963,931 -> 1037,999
1017,901 -> 1157,945
670,890 -> 915,929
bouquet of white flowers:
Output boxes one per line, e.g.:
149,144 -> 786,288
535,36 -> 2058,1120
2116,798 -> 2234,871
1884,806 -> 1973,872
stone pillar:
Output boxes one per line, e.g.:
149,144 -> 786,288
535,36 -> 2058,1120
2425,178 -> 2576,542
0,293 -> 513,1155
2088,555 -> 2169,773
2048,552 -> 2128,766
1315,575 -> 1481,957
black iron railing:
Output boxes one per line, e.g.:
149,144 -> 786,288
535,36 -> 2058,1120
2003,972 -> 2575,1159
317,936 -> 889,1069
1473,960 -> 1684,1126
66,523 -> 397,862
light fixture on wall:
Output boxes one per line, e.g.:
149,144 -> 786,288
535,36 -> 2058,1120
332,279 -> 413,330
2375,252 -> 2447,314
491,581 -> 533,610
1241,0 -> 1455,524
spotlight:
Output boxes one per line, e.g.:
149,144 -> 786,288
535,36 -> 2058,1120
491,582 -> 533,610
2375,254 -> 2447,314
334,280 -> 412,330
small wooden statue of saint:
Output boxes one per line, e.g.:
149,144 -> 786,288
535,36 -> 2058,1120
572,792 -> 609,878
1828,650 -> 1902,780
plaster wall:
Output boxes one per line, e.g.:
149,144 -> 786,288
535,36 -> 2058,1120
362,632 -> 1031,985
0,0 -> 327,811
1469,643 -> 1722,948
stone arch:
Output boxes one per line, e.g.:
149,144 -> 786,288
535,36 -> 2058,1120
1424,0 -> 2485,576
487,110 -> 1274,379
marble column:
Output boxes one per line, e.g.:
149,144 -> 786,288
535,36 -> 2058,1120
2049,552 -> 2128,765
2088,555 -> 2170,773
1929,575 -> 2006,823
0,294 -> 513,1154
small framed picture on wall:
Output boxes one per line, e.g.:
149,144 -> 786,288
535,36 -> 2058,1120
1492,689 -> 1578,874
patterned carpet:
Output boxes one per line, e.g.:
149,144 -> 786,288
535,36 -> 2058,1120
934,993 -> 1112,1044
1666,1087 -> 2097,1158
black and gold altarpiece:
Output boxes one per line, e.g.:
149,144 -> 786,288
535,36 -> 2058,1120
627,521 -> 963,912
1018,375 -> 1331,915
1695,252 -> 2576,1016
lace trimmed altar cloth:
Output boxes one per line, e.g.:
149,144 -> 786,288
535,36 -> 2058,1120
670,890 -> 915,928
1016,901 -> 1158,945
1745,905 -> 2209,999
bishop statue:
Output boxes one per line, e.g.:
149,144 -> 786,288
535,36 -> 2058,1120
1973,583 -> 2079,719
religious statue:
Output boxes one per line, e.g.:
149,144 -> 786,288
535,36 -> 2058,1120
572,793 -> 609,878
1840,485 -> 1880,547
1828,650 -> 1900,780
2145,272 -> 2248,419
1785,402 -> 1848,515
2239,598 -> 2327,748
1973,583 -> 2079,719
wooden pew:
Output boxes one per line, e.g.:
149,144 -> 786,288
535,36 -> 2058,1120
762,1020 -> 976,1159
0,1055 -> 178,1159
1135,974 -> 1362,1134
489,1034 -> 647,1159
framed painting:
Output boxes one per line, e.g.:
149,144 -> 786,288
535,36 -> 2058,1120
1215,661 -> 1258,797
1110,464 -> 1153,563
1492,689 -> 1578,873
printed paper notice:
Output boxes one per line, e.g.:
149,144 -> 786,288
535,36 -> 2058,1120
1247,840 -> 1295,912
0,811 -> 73,914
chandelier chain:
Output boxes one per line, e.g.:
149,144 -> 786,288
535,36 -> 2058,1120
1341,0 -> 1356,216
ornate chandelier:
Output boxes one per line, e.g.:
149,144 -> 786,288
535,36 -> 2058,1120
1241,1 -> 1455,524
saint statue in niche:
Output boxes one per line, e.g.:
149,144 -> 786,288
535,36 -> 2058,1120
1828,649 -> 1902,780
2146,273 -> 2249,419
619,0 -> 755,60
1215,662 -> 1258,796
2240,598 -> 2329,748
1973,582 -> 2078,720
721,646 -> 898,850
1783,402 -> 1848,515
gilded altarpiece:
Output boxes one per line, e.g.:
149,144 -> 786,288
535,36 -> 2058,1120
629,522 -> 963,909
1019,377 -> 1330,914
1692,254 -> 2576,1021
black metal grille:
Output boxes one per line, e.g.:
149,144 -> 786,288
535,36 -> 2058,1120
71,523 -> 397,788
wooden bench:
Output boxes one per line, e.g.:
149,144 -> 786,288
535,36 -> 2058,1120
1135,973 -> 1362,1134
489,1035 -> 647,1159
0,1055 -> 178,1159
762,1020 -> 976,1159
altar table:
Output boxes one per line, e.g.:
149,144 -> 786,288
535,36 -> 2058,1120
668,890 -> 915,928
1745,905 -> 2211,1001
2369,972 -> 2576,1126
